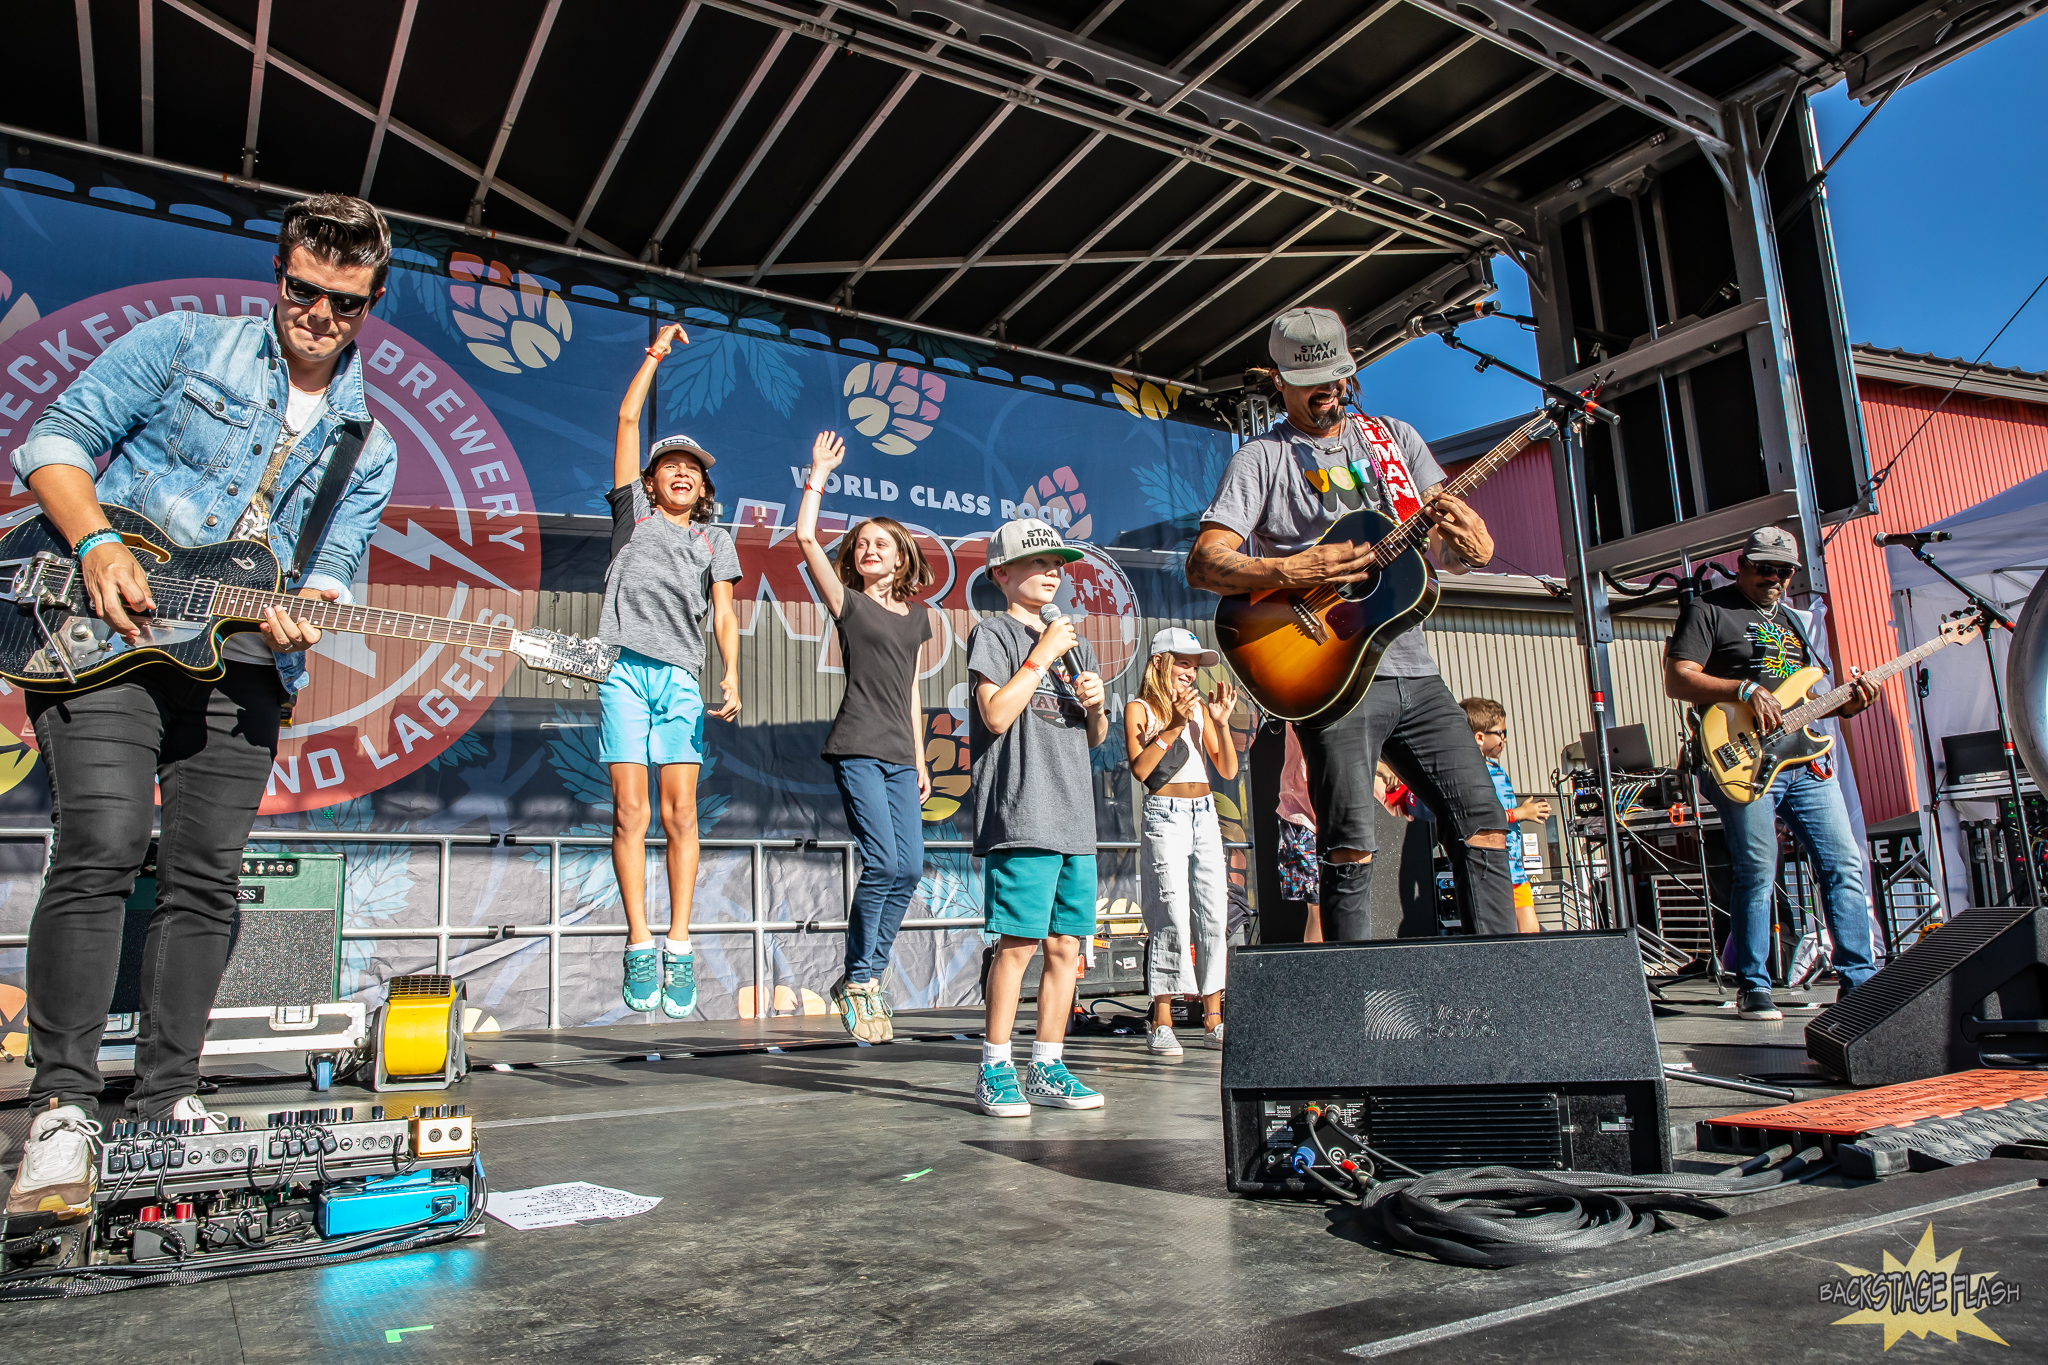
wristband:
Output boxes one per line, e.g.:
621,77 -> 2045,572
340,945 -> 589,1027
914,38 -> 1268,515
1739,682 -> 1757,704
805,481 -> 824,495
73,528 -> 122,559
1020,658 -> 1045,677
645,346 -> 665,359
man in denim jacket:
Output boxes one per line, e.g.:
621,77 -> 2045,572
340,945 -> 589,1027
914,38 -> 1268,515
5,194 -> 398,1223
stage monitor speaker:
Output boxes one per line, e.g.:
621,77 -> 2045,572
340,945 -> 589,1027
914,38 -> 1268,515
1805,905 -> 2048,1086
1221,931 -> 1669,1195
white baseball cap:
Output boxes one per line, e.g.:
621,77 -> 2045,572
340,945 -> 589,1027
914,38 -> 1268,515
986,517 -> 1083,569
1268,307 -> 1357,386
1149,627 -> 1219,666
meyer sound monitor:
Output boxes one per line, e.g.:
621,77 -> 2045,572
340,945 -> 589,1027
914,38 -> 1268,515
1221,931 -> 1669,1195
1806,905 -> 2048,1086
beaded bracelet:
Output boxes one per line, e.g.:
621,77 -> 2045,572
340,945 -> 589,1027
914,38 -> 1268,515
73,528 -> 123,559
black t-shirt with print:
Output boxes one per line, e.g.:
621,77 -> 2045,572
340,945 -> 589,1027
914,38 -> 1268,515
1665,585 -> 1816,691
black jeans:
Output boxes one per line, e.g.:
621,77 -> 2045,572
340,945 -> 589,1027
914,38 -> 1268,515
1297,674 -> 1515,940
25,664 -> 282,1115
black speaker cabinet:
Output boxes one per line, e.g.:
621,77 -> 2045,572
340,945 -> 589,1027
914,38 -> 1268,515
1222,931 -> 1669,1194
1806,905 -> 2048,1086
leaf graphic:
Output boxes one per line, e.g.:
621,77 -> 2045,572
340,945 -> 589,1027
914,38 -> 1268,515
541,704 -> 614,812
661,331 -> 739,418
738,332 -> 802,416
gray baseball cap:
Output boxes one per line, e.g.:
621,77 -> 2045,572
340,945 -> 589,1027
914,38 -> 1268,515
986,518 -> 1084,569
1268,307 -> 1357,386
645,432 -> 715,472
1741,526 -> 1800,565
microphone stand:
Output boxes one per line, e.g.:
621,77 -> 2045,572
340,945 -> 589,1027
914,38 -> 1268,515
1905,546 -> 2039,906
1423,325 -> 1631,929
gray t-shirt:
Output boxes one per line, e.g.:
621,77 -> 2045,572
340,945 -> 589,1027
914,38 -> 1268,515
966,614 -> 1101,858
1200,415 -> 1447,679
601,482 -> 741,673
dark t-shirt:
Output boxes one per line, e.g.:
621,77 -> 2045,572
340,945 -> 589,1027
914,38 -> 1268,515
823,589 -> 934,768
1665,585 -> 1818,689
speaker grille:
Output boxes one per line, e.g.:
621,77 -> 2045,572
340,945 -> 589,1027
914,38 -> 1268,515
389,974 -> 455,998
1808,907 -> 2035,1071
1368,1090 -> 1565,1171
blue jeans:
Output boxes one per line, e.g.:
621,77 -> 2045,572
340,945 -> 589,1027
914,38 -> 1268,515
832,758 -> 926,982
1706,765 -> 1877,996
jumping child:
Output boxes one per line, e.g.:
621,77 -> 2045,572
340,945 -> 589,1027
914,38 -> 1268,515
795,431 -> 936,1042
605,323 -> 742,1017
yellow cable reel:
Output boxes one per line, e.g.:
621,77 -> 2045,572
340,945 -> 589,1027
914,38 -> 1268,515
373,974 -> 469,1092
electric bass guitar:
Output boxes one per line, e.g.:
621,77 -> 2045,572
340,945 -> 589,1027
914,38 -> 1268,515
1213,408 -> 1556,725
0,505 -> 615,695
1694,611 -> 1981,804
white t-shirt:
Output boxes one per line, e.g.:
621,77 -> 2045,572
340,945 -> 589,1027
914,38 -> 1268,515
223,384 -> 330,666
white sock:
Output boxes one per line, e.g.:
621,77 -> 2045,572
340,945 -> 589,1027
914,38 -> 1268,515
982,1040 -> 1013,1066
664,936 -> 691,954
1031,1041 -> 1063,1065
626,939 -> 654,951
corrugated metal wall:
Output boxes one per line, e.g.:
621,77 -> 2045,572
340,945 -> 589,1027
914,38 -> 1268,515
1826,379 -> 2048,825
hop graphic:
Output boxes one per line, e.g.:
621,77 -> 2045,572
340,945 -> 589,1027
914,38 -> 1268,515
1112,372 -> 1181,421
1018,465 -> 1092,542
447,254 -> 573,375
845,361 -> 944,456
921,709 -> 972,825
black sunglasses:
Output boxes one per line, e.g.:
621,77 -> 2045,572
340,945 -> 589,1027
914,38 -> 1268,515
1746,561 -> 1796,580
277,269 -> 373,318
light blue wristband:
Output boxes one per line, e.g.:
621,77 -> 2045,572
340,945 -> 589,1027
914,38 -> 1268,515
73,528 -> 123,559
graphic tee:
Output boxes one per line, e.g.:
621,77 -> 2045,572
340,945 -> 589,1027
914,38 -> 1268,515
1200,415 -> 1447,678
1485,757 -> 1526,885
1664,585 -> 1815,691
823,589 -> 934,768
601,482 -> 741,673
966,613 -> 1101,858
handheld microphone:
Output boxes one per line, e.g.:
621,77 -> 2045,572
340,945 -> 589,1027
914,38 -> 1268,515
1872,530 -> 1952,548
1406,301 -> 1499,338
1039,603 -> 1088,678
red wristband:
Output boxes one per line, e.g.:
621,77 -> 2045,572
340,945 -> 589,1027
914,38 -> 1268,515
645,346 -> 664,358
1021,658 -> 1045,676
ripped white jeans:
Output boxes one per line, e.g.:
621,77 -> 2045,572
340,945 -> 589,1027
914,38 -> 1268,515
1141,794 -> 1229,997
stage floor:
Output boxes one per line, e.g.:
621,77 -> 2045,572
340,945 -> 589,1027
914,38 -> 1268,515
2,979 -> 2042,1363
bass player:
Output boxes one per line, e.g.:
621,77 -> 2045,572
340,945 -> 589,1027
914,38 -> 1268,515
1664,526 -> 1878,1020
5,193 -> 399,1222
1187,307 -> 1513,941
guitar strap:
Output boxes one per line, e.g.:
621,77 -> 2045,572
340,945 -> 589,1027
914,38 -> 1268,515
288,419 -> 369,585
1776,603 -> 1836,779
1348,414 -> 1425,519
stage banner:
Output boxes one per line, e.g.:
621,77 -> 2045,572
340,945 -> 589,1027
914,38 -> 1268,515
0,155 -> 1248,1028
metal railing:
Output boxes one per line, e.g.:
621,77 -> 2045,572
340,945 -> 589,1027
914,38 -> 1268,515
0,827 -> 1247,1028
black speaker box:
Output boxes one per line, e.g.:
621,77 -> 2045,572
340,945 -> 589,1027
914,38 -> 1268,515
1221,931 -> 1669,1194
1806,905 -> 2048,1086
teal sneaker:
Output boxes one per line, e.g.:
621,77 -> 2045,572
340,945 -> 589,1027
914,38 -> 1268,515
622,944 -> 659,1013
976,1062 -> 1030,1118
659,947 -> 697,1019
1024,1059 -> 1104,1110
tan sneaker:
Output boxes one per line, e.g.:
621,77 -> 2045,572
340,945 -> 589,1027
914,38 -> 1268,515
6,1101 -> 99,1223
843,979 -> 889,1044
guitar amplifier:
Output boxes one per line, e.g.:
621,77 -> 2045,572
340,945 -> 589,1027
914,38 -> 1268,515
107,850 -> 344,1028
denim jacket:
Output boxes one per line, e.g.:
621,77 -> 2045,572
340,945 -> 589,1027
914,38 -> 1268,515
10,310 -> 398,695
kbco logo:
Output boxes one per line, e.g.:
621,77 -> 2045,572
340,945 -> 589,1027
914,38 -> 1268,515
0,279 -> 538,813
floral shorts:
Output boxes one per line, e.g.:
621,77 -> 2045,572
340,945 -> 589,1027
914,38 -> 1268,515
1277,821 -> 1318,903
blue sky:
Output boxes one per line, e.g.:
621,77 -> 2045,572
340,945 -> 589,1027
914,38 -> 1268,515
1367,19 -> 2048,441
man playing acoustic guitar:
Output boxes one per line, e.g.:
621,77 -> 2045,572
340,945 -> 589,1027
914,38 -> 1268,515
5,194 -> 398,1222
1188,307 -> 1513,941
1663,526 -> 1879,1020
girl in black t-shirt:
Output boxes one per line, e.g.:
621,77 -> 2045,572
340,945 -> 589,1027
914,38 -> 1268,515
797,432 -> 937,1043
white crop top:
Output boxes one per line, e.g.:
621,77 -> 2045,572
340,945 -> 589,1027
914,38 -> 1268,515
1148,706 -> 1209,787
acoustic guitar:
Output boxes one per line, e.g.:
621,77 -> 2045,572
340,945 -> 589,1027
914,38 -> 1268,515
1695,611 -> 1980,804
1213,409 -> 1555,725
0,505 -> 614,694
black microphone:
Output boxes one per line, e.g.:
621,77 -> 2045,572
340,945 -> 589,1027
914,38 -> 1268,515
1038,603 -> 1088,678
1406,300 -> 1499,338
1872,530 -> 1952,548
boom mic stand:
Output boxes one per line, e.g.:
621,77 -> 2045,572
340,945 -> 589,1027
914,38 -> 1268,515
1425,326 -> 1631,928
1906,545 -> 2040,906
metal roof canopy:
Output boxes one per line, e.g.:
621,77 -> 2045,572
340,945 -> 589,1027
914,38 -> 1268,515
9,0 -> 2041,393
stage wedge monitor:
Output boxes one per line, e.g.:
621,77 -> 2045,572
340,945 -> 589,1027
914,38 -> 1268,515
1221,932 -> 1669,1196
1806,905 -> 2048,1086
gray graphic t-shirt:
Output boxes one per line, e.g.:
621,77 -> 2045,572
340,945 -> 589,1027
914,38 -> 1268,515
601,482 -> 741,673
1200,415 -> 1447,678
966,613 -> 1101,858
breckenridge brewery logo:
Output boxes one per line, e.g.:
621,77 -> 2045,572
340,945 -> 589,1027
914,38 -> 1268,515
1819,1223 -> 2020,1348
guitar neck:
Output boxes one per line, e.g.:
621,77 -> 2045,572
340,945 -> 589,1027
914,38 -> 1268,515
202,580 -> 518,650
1369,414 -> 1548,569
1779,633 -> 1955,729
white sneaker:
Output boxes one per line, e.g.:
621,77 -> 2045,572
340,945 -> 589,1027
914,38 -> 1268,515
1202,1024 -> 1225,1049
168,1095 -> 229,1134
5,1102 -> 99,1221
1147,1025 -> 1184,1058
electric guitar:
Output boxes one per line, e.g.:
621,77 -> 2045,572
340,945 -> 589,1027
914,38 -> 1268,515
0,505 -> 615,695
1694,611 -> 1981,804
1213,408 -> 1556,725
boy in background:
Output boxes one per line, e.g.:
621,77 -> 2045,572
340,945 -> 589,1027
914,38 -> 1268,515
968,520 -> 1109,1117
1461,698 -> 1552,934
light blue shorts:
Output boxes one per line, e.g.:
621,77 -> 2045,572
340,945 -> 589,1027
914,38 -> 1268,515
598,649 -> 705,766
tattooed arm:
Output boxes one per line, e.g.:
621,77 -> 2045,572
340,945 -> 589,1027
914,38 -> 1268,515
1185,524 -> 1377,595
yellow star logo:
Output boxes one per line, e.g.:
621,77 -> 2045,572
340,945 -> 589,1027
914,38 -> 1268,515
1830,1223 -> 2009,1349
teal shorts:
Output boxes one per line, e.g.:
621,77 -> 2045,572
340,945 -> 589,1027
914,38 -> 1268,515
599,648 -> 705,766
984,849 -> 1098,940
